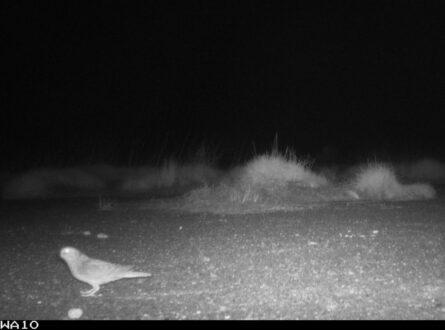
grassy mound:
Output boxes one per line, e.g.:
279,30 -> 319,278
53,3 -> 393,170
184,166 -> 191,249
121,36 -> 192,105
238,153 -> 328,188
351,163 -> 436,200
153,152 -> 356,214
120,161 -> 221,193
2,168 -> 106,199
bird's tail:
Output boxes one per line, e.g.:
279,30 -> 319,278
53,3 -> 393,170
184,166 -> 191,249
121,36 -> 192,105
124,271 -> 151,278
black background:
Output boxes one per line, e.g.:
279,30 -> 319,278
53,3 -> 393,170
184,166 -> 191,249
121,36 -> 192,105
3,1 -> 445,171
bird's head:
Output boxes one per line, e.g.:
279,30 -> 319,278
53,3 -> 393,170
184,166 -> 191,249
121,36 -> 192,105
60,246 -> 81,261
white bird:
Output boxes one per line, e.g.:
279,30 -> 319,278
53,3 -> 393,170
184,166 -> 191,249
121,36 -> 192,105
60,246 -> 151,297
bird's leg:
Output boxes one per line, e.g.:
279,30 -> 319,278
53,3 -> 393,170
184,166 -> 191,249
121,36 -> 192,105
81,284 -> 100,297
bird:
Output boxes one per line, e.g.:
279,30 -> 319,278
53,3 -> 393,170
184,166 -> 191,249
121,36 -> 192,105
60,246 -> 151,297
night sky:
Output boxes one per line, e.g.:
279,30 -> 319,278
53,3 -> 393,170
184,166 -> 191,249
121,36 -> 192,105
3,1 -> 445,171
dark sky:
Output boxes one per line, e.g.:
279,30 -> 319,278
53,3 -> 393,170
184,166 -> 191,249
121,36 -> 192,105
3,1 -> 445,169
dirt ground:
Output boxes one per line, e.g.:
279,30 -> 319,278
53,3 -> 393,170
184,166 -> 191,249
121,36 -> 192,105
1,190 -> 444,319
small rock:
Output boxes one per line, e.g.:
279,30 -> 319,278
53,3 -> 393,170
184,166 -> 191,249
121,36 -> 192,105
97,233 -> 109,239
68,308 -> 83,319
83,231 -> 91,236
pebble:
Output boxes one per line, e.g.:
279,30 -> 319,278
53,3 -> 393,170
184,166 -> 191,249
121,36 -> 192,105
68,308 -> 83,319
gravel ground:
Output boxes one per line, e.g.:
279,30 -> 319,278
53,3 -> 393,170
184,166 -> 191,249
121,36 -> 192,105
0,191 -> 444,319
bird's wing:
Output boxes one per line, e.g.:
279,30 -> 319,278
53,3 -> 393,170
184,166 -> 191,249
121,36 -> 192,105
81,258 -> 133,278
